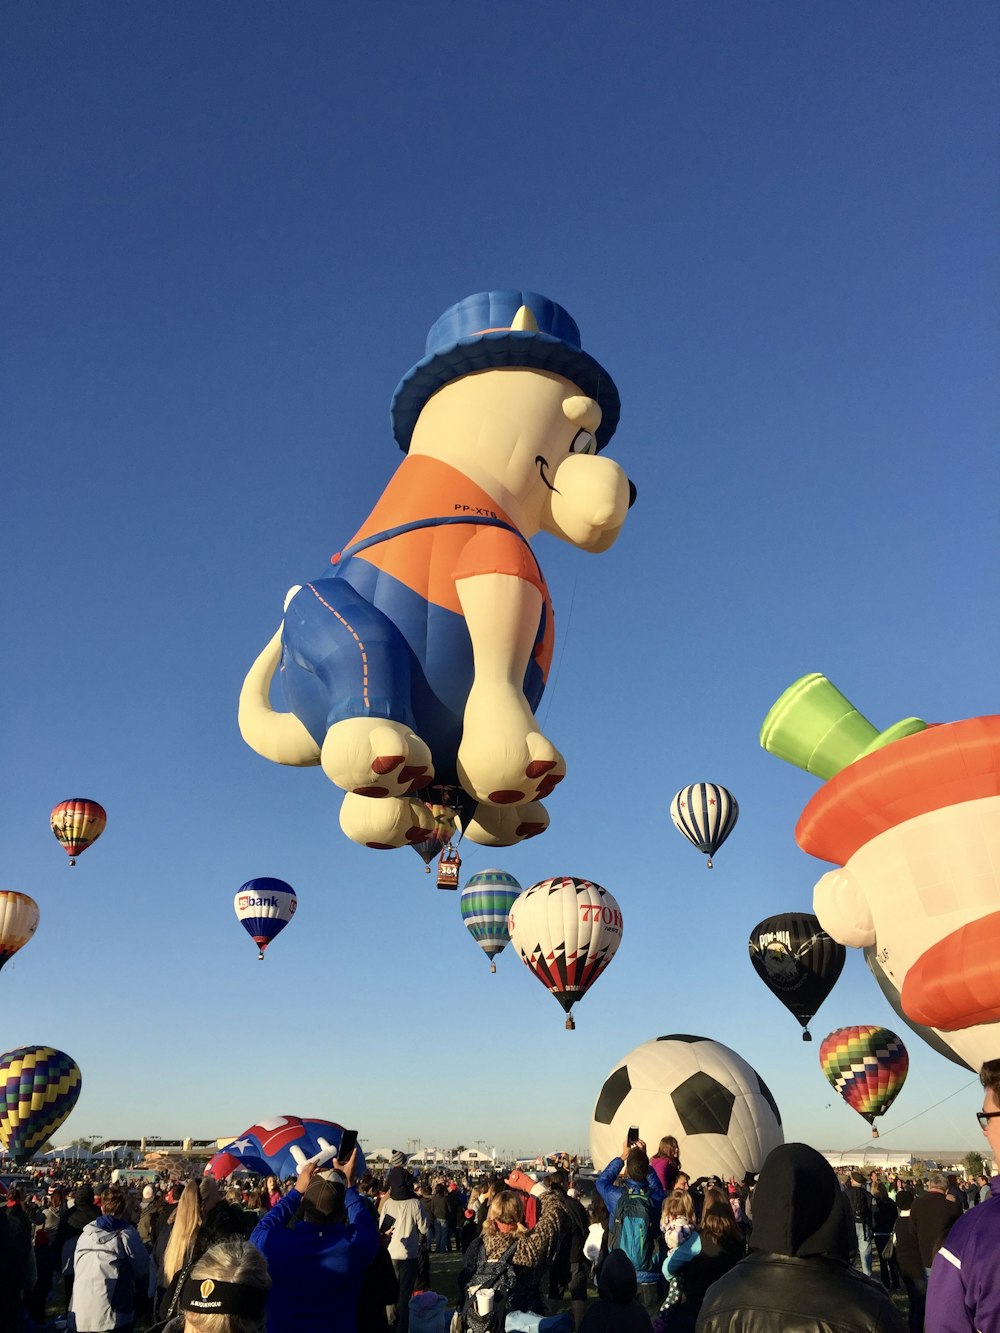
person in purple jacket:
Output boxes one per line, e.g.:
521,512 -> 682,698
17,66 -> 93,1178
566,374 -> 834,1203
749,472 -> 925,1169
250,1148 -> 378,1333
927,1058 -> 1000,1333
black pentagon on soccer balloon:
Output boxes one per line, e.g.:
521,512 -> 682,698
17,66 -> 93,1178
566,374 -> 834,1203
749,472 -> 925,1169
594,1066 -> 631,1125
671,1070 -> 736,1135
656,1034 -> 704,1043
756,1071 -> 782,1128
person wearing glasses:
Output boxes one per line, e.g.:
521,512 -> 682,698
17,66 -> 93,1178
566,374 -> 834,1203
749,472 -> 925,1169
925,1059 -> 1000,1332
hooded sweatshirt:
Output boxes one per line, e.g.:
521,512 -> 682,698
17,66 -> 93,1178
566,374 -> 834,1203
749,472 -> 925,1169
696,1144 -> 906,1333
579,1250 -> 649,1333
68,1214 -> 150,1332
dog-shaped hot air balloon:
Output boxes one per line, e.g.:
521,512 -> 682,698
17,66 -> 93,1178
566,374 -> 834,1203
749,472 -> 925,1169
239,291 -> 634,850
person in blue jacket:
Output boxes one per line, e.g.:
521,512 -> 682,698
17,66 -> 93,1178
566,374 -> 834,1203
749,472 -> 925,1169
250,1147 -> 378,1333
596,1139 -> 665,1314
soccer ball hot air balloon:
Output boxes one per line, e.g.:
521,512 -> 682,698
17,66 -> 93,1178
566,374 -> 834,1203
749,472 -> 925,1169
670,784 -> 738,868
0,1045 -> 82,1165
460,869 -> 521,972
508,877 -> 622,1030
748,912 -> 845,1041
819,1025 -> 908,1137
50,799 -> 106,866
234,878 -> 297,961
0,892 -> 40,973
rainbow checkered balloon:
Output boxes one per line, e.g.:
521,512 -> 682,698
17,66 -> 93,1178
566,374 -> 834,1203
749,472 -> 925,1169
0,1045 -> 82,1164
819,1025 -> 908,1130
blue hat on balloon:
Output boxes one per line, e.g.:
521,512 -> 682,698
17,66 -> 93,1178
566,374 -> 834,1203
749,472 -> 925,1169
390,290 -> 621,453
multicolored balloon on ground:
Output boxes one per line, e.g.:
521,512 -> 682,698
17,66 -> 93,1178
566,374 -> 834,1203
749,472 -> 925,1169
234,879 -> 297,960
670,784 -> 738,868
819,1024 -> 908,1136
206,1115 -> 365,1180
748,912 -> 845,1041
508,876 -> 622,1029
50,799 -> 106,866
460,869 -> 521,971
0,1046 -> 82,1164
0,893 -> 40,972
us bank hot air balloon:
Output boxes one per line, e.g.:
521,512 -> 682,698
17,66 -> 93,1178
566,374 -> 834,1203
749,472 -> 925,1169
748,912 -> 845,1041
50,799 -> 106,866
670,784 -> 738,868
508,877 -> 622,1030
234,879 -> 297,960
819,1024 -> 908,1137
0,893 -> 40,972
0,1045 -> 82,1164
460,869 -> 521,972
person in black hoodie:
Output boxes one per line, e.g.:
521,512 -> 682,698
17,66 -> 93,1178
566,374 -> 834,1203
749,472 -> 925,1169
695,1144 -> 905,1333
580,1250 -> 649,1333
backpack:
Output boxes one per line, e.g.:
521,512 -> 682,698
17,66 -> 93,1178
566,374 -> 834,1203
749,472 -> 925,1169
461,1239 -> 518,1333
608,1183 -> 659,1274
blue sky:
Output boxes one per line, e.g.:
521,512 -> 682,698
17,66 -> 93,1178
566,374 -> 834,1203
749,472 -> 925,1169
2,2 -> 997,1161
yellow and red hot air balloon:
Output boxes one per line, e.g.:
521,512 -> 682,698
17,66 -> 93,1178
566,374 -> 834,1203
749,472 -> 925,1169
0,893 -> 40,972
508,877 -> 623,1030
50,799 -> 106,866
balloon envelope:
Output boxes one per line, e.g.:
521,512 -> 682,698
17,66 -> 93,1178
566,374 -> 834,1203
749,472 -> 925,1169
748,912 -> 845,1039
50,799 -> 106,865
0,1045 -> 82,1164
460,869 -> 521,970
508,877 -> 622,1026
410,803 -> 458,867
863,946 -> 972,1072
234,879 -> 297,959
206,1115 -> 365,1180
0,893 -> 40,972
819,1025 -> 908,1127
670,784 -> 738,866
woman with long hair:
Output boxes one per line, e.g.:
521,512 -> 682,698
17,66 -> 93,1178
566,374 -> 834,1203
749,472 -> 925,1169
650,1138 -> 682,1194
159,1183 -> 204,1318
457,1186 -> 564,1327
656,1187 -> 744,1333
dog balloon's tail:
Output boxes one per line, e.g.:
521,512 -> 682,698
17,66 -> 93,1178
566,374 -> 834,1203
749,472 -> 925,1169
238,623 -> 322,766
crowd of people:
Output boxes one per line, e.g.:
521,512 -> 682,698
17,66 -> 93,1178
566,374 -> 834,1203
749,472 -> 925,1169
0,1058 -> 997,1333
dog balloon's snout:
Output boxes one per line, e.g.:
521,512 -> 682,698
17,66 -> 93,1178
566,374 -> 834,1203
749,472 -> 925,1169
627,479 -> 637,509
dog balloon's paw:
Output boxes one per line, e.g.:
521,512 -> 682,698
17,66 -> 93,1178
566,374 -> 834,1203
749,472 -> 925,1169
339,792 -> 439,849
321,718 -> 434,797
461,800 -> 549,847
458,718 -> 565,806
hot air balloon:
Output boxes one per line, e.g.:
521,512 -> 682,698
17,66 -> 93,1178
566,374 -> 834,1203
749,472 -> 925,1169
50,799 -> 106,866
863,946 -> 972,1072
508,877 -> 623,1030
819,1025 -> 908,1137
410,803 -> 458,873
205,1115 -> 366,1180
460,869 -> 521,972
670,784 -> 738,868
748,912 -> 845,1041
234,879 -> 297,960
0,893 -> 40,972
0,1045 -> 82,1164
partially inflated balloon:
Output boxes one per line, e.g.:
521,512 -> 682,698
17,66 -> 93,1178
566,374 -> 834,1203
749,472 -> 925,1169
206,1115 -> 366,1180
0,893 -> 40,972
460,869 -> 521,972
234,879 -> 297,960
508,877 -> 622,1029
0,1046 -> 82,1164
819,1025 -> 908,1135
411,803 -> 458,871
748,913 -> 845,1041
50,799 -> 106,866
863,946 -> 972,1072
670,784 -> 738,868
